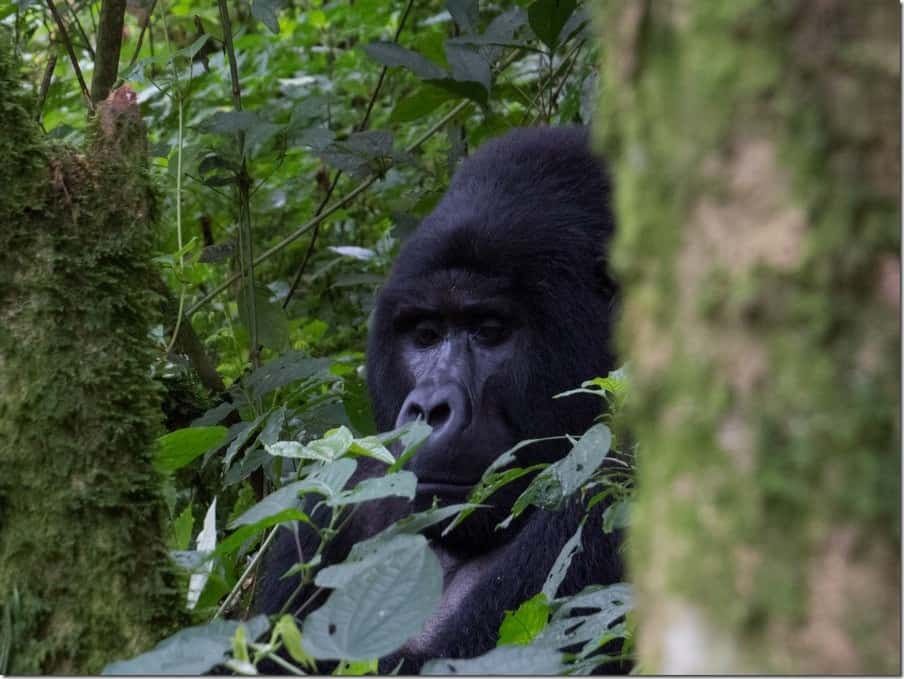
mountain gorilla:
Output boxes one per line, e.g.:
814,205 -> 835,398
254,126 -> 623,673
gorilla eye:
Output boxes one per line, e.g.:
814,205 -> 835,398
413,321 -> 443,348
473,320 -> 508,346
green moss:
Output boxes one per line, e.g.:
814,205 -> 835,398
595,0 -> 899,671
0,34 -> 183,673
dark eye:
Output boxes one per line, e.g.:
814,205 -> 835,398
473,320 -> 508,346
413,321 -> 442,348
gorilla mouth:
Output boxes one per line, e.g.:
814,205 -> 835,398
416,479 -> 476,498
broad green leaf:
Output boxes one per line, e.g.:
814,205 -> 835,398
347,436 -> 394,464
352,503 -> 478,559
252,0 -> 281,33
497,593 -> 550,646
169,504 -> 195,551
266,426 -> 355,463
421,645 -> 563,675
237,286 -> 289,351
223,413 -> 268,468
102,617 -> 268,675
243,351 -> 332,399
334,659 -> 379,675
602,499 -> 631,533
215,508 -> 309,558
302,534 -> 442,660
527,0 -> 577,50
444,41 -> 491,93
387,419 -> 432,473
542,523 -> 582,601
327,471 -> 417,507
360,42 -> 446,80
446,0 -> 479,34
512,423 -> 612,514
390,85 -> 452,123
316,533 -> 419,588
154,426 -> 228,472
273,615 -> 317,670
533,584 -> 633,657
229,459 -> 357,528
199,110 -> 260,135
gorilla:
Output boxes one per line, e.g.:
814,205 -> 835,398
254,126 -> 623,673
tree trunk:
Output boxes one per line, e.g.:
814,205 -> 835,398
0,36 -> 183,673
593,1 -> 899,673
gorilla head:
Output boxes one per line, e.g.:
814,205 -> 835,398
366,126 -> 617,548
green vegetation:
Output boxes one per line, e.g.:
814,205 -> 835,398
2,0 -> 635,673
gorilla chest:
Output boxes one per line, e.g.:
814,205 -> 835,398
400,544 -> 506,655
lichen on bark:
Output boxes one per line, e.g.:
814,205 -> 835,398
0,31 -> 182,673
593,1 -> 899,673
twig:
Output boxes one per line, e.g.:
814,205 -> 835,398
217,0 -> 260,368
281,0 -> 416,309
35,53 -> 57,123
62,0 -> 94,60
125,0 -> 159,74
214,526 -> 280,619
45,0 -> 93,110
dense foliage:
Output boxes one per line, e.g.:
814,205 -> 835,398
5,0 -> 634,672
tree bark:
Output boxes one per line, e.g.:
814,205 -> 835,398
594,1 -> 900,673
0,36 -> 182,673
91,0 -> 127,103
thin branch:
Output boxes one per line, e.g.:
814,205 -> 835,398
91,0 -> 127,103
35,53 -> 57,123
45,0 -> 93,109
125,0 -> 159,73
62,0 -> 94,60
281,0 -> 416,309
217,0 -> 259,368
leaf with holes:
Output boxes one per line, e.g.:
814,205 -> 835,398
302,534 -> 442,660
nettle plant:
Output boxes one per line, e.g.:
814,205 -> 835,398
105,366 -> 634,675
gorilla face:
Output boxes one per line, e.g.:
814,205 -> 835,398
366,126 -> 617,551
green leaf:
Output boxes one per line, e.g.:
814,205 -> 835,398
347,436 -> 394,464
252,0 -> 281,33
390,85 -> 453,123
154,426 -> 229,472
214,508 -> 309,558
497,593 -> 550,646
243,351 -> 332,400
228,459 -> 357,528
360,42 -> 446,80
273,615 -> 317,670
527,0 -> 577,50
386,420 -> 432,473
302,534 -> 442,660
541,523 -> 582,601
169,504 -> 195,551
237,285 -> 289,351
266,426 -> 355,463
602,499 -> 631,533
421,645 -> 563,675
444,41 -> 491,93
327,471 -> 417,507
446,0 -> 479,34
512,423 -> 612,514
199,110 -> 260,135
334,658 -> 379,675
102,617 -> 268,675
352,503 -> 478,559
223,413 -> 268,469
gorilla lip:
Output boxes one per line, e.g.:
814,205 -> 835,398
415,480 -> 475,497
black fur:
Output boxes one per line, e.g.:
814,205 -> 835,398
254,126 -> 622,673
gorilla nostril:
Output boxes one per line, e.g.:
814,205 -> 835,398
428,403 -> 451,429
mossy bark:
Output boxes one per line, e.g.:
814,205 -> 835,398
593,1 -> 899,673
0,35 -> 183,673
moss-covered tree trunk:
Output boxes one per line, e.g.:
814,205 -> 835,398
593,1 -> 899,673
0,35 -> 182,673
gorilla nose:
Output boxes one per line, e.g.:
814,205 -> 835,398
395,383 -> 471,445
